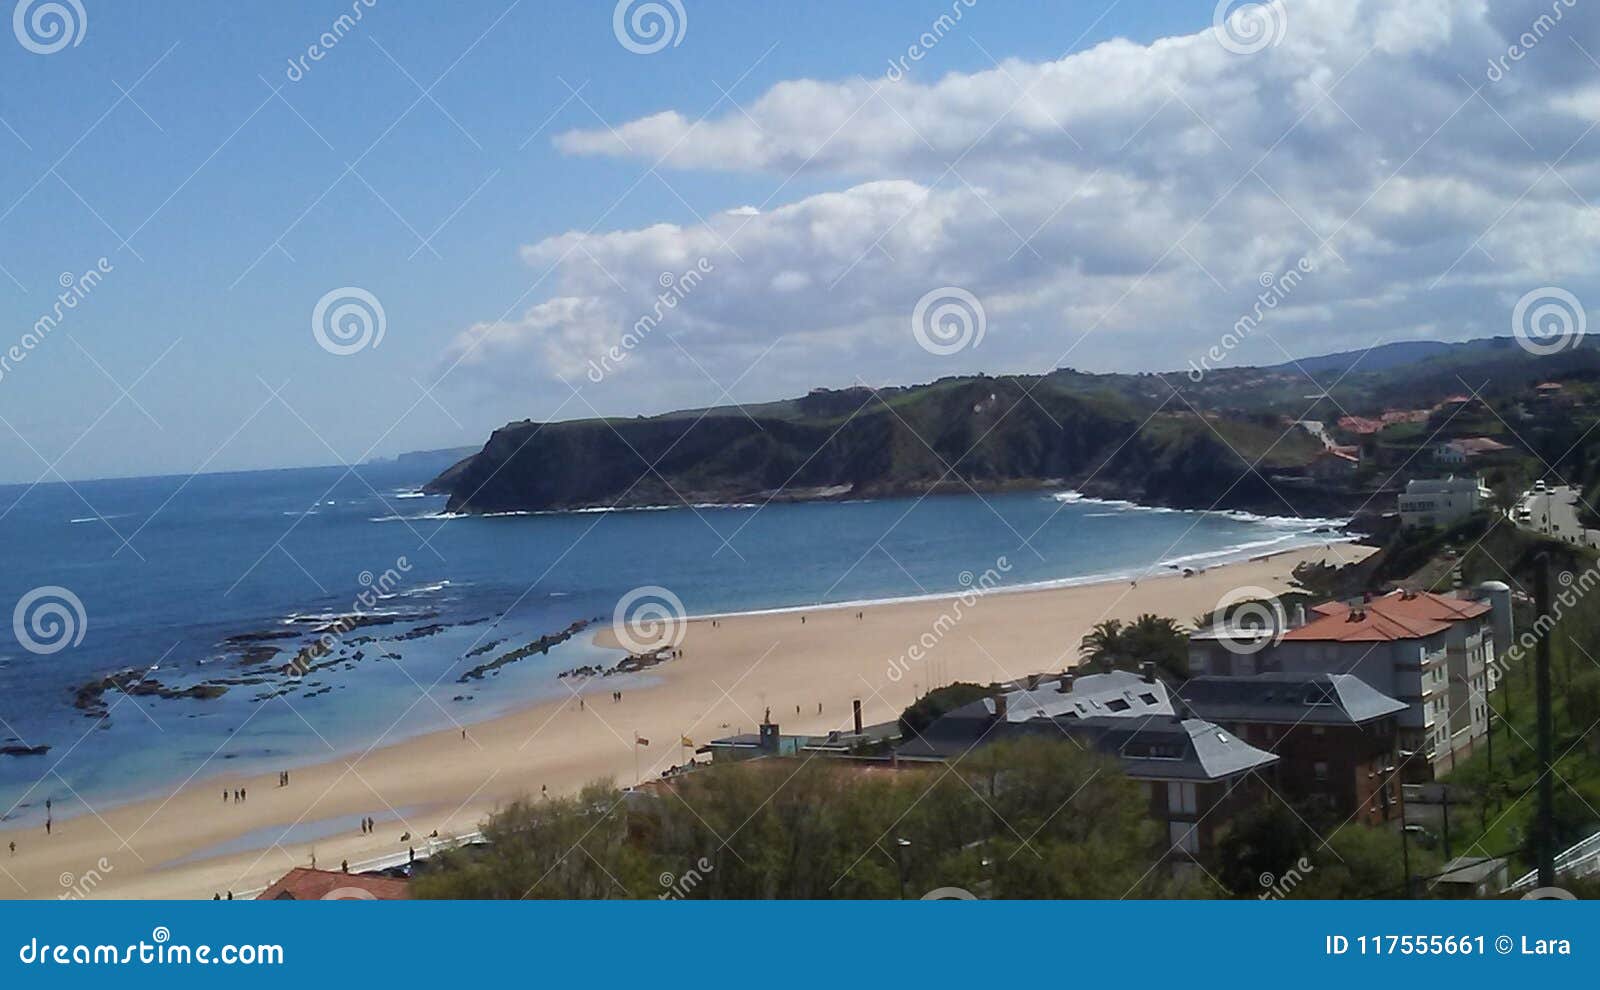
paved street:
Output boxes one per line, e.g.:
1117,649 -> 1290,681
1515,484 -> 1600,549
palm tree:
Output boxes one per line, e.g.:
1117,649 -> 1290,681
1078,619 -> 1125,670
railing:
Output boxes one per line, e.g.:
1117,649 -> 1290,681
1509,829 -> 1600,890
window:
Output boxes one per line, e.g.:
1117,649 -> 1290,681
1169,820 -> 1199,853
1167,781 -> 1197,815
1313,761 -> 1329,781
1105,698 -> 1130,712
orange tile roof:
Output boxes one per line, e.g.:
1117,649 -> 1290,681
1284,591 -> 1488,643
258,867 -> 410,900
1337,415 -> 1384,435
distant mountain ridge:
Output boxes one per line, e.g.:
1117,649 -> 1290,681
425,335 -> 1600,517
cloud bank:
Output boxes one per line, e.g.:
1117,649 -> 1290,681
446,0 -> 1600,409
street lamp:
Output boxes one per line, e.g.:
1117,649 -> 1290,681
895,837 -> 913,899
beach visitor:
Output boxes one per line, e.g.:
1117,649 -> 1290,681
341,859 -> 349,873
7,841 -> 13,856
213,893 -> 220,900
44,819 -> 51,835
408,846 -> 415,865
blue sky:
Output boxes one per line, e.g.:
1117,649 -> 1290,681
1,1 -> 1595,483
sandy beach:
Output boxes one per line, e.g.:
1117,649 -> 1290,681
0,543 -> 1369,900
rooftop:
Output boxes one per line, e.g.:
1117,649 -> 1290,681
1179,672 -> 1408,726
1283,590 -> 1489,644
258,867 -> 411,901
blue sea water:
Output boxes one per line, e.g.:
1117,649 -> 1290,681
0,459 -> 1346,824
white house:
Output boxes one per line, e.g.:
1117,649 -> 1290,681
1398,476 -> 1490,529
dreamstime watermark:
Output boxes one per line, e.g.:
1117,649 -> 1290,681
1187,256 -> 1314,381
885,0 -> 978,82
283,0 -> 378,82
12,0 -> 86,55
0,258 -> 113,388
657,856 -> 713,899
288,557 -> 412,676
13,586 -> 87,656
1212,0 -> 1286,56
312,286 -> 386,356
1209,585 -> 1286,656
921,885 -> 977,899
613,585 -> 687,656
585,258 -> 713,383
1486,0 -> 1579,82
885,558 -> 1012,683
1511,286 -> 1585,357
1258,856 -> 1313,900
912,286 -> 986,357
1521,885 -> 1576,900
1490,562 -> 1600,690
613,0 -> 685,55
320,886 -> 378,900
17,928 -> 284,966
57,857 -> 114,901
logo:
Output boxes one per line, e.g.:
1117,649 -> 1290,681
1212,585 -> 1286,655
1512,287 -> 1585,356
921,886 -> 977,900
613,0 -> 686,54
612,585 -> 686,655
312,287 -> 386,356
912,287 -> 986,356
1213,1 -> 1286,56
13,0 -> 86,55
13,585 -> 87,655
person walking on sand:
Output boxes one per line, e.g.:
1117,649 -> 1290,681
8,841 -> 13,856
408,846 -> 415,865
44,819 -> 51,836
341,859 -> 349,874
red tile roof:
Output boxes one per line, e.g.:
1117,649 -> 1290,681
1337,415 -> 1385,436
258,867 -> 410,900
1284,591 -> 1489,643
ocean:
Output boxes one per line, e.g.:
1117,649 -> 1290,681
0,459 -> 1346,824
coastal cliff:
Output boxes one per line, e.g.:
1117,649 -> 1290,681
425,376 -> 1335,516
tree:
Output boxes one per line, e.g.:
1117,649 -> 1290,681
899,682 -> 992,738
1212,802 -> 1312,897
1078,619 -> 1125,669
1294,825 -> 1441,898
1078,614 -> 1188,679
1567,671 -> 1600,755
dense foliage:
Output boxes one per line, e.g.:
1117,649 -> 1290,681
414,738 -> 1201,900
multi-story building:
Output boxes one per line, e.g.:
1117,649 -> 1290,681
1398,475 -> 1491,529
1178,672 -> 1407,825
1196,590 -> 1497,780
893,670 -> 1277,859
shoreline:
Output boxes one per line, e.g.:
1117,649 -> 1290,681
0,542 -> 1371,900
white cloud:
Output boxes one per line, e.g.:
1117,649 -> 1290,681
446,0 -> 1600,411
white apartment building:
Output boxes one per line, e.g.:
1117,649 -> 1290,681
1399,476 -> 1491,529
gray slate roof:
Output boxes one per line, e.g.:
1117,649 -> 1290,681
1178,672 -> 1407,726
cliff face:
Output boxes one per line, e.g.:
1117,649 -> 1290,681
428,377 -> 1330,515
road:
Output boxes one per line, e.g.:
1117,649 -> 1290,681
1514,484 -> 1600,549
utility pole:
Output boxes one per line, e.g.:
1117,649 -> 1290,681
1534,556 -> 1556,890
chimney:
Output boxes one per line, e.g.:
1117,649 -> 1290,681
1026,673 -> 1040,691
1293,603 -> 1307,628
852,699 -> 863,735
1139,661 -> 1157,683
1057,672 -> 1075,694
993,693 -> 1009,721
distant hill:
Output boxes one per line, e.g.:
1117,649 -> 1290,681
425,335 -> 1600,520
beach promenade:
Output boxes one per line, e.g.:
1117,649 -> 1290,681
0,544 -> 1369,900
